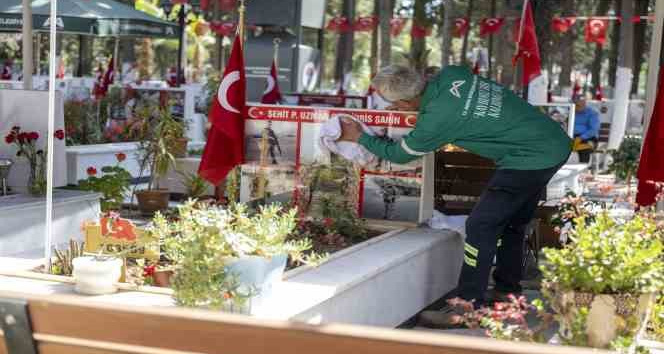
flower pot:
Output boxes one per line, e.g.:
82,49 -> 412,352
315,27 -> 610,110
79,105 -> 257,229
552,290 -> 654,348
223,254 -> 288,314
72,256 -> 123,295
152,270 -> 173,287
173,138 -> 189,158
136,189 -> 170,215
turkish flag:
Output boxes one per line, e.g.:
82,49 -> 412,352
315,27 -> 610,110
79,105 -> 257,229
93,63 -> 104,99
594,85 -> 603,101
353,16 -> 378,32
390,17 -> 407,36
210,21 -> 237,37
261,61 -> 282,104
453,17 -> 470,38
411,22 -> 432,38
198,35 -> 246,186
512,0 -> 541,85
585,18 -> 609,46
326,16 -> 351,33
637,67 -> 664,207
219,0 -> 236,12
551,17 -> 576,33
479,17 -> 504,37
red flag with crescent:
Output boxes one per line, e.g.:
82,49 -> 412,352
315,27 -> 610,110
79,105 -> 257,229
411,22 -> 432,38
210,21 -> 237,37
390,17 -> 407,36
97,56 -> 114,98
637,67 -> 664,206
479,17 -> 504,37
585,18 -> 609,46
198,35 -> 246,186
326,16 -> 351,33
551,17 -> 576,33
452,17 -> 470,38
261,60 -> 282,104
353,16 -> 378,32
512,0 -> 541,85
219,0 -> 236,12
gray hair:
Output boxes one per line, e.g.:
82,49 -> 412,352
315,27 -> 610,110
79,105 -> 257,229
371,65 -> 425,102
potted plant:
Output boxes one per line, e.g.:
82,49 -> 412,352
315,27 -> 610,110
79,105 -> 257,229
608,136 -> 642,196
177,169 -> 210,200
151,200 -> 311,313
134,107 -> 181,215
541,212 -> 664,349
78,153 -> 131,212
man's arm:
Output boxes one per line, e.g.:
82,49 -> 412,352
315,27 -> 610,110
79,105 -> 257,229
580,110 -> 600,140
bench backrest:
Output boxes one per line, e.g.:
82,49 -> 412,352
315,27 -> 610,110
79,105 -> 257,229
0,290 -> 606,354
434,151 -> 496,212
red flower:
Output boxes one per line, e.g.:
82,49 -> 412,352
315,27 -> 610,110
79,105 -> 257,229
17,132 -> 27,143
54,129 -> 65,140
4,133 -> 15,144
116,152 -> 127,162
86,166 -> 97,176
28,132 -> 39,141
322,217 -> 334,228
143,264 -> 156,277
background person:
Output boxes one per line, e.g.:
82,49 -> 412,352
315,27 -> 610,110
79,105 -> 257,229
572,95 -> 600,163
338,65 -> 571,329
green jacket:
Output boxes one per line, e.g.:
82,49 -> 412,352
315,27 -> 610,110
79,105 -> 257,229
359,66 -> 572,170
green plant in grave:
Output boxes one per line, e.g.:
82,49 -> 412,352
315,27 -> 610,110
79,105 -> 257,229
78,153 -> 131,211
151,201 -> 311,309
135,106 -> 183,190
50,239 -> 86,276
177,169 -> 210,200
541,212 -> 664,295
608,136 -> 642,193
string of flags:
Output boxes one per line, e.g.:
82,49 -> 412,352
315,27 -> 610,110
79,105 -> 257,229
325,15 -> 654,43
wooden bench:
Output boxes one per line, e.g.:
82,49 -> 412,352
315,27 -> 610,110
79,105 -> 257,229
0,290 -> 608,354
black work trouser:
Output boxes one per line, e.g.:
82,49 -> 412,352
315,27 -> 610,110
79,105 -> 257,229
456,163 -> 563,306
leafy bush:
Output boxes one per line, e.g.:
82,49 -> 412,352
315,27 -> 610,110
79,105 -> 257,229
150,201 -> 311,308
550,193 -> 601,244
609,136 -> 642,184
541,212 -> 664,294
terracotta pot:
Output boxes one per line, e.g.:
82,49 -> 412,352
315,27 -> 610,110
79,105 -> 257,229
173,138 -> 188,158
152,270 -> 173,287
136,189 -> 170,215
552,290 -> 654,348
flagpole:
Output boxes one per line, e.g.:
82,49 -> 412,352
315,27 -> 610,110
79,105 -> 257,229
238,0 -> 247,47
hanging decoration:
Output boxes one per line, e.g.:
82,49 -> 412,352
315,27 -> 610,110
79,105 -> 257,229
390,17 -> 407,37
584,18 -> 609,46
551,16 -> 577,33
210,21 -> 237,37
479,17 -> 504,37
353,16 -> 378,32
411,22 -> 432,38
452,17 -> 470,38
326,16 -> 351,33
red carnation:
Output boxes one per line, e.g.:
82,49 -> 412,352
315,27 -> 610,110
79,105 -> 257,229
143,264 -> 156,277
116,152 -> 127,162
54,129 -> 65,140
4,134 -> 14,144
86,166 -> 97,176
17,132 -> 27,143
28,132 -> 39,141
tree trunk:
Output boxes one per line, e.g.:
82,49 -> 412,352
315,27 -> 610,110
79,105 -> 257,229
608,0 -> 622,88
460,0 -> 474,66
608,0 -> 634,149
630,0 -> 648,95
591,0 -> 611,91
378,0 -> 393,68
410,0 -> 427,72
533,0 -> 554,72
487,0 -> 496,78
370,0 -> 379,77
335,0 -> 355,86
558,0 -> 575,88
440,0 -> 453,68
77,35 -> 93,77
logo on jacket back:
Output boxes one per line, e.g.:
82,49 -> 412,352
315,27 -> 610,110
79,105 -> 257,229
449,80 -> 465,98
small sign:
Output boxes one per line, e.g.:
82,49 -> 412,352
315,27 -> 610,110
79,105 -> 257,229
84,217 -> 159,261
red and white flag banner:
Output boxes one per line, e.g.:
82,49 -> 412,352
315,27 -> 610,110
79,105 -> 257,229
353,16 -> 378,32
390,17 -> 407,36
411,22 -> 432,38
479,17 -> 505,37
210,21 -> 237,37
453,17 -> 470,38
585,18 -> 609,46
326,16 -> 351,33
551,16 -> 577,33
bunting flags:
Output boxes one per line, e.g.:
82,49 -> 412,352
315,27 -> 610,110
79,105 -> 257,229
210,21 -> 237,37
326,16 -> 351,33
453,17 -> 470,38
585,18 -> 609,46
353,16 -> 378,32
552,16 -> 577,33
390,18 -> 407,36
411,22 -> 432,38
479,17 -> 505,37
